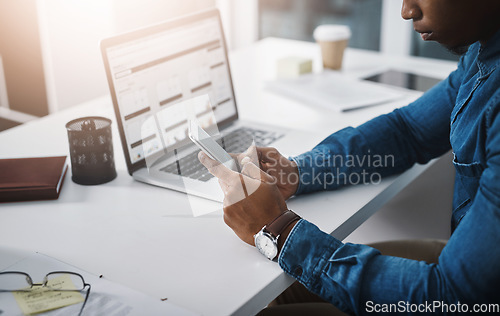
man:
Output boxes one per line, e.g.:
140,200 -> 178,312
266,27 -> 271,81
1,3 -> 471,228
199,0 -> 500,314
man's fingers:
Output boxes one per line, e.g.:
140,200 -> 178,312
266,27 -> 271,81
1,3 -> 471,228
257,147 -> 279,163
198,151 -> 238,184
254,147 -> 283,172
240,161 -> 275,184
237,143 -> 259,166
218,178 -> 229,193
199,151 -> 252,203
229,152 -> 239,160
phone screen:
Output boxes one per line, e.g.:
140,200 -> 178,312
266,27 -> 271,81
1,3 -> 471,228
363,70 -> 441,92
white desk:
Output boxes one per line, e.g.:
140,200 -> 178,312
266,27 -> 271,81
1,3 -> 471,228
0,38 -> 457,316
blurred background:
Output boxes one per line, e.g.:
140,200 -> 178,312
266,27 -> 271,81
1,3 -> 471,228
0,0 -> 456,247
0,0 -> 458,131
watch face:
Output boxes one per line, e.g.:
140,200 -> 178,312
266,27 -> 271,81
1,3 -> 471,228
255,232 -> 278,260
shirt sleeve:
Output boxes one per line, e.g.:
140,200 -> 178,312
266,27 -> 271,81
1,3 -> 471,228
291,57 -> 466,195
280,203 -> 499,315
279,90 -> 500,315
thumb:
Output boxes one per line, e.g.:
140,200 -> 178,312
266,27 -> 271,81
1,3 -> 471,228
198,151 -> 238,184
237,143 -> 259,166
240,159 -> 276,184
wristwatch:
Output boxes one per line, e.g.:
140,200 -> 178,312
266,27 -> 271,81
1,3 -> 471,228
254,210 -> 301,261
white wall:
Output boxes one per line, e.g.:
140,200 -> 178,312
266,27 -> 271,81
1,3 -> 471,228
381,0 -> 413,56
37,0 -> 215,113
112,0 -> 215,33
37,0 -> 115,113
216,0 -> 259,51
0,55 -> 8,108
0,54 -> 39,123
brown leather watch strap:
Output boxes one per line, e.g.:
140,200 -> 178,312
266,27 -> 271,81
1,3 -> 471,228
265,210 -> 301,238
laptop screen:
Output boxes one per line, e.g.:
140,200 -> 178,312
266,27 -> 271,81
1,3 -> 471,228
101,9 -> 238,173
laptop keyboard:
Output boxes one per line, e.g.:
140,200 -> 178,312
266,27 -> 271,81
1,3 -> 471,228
159,127 -> 283,181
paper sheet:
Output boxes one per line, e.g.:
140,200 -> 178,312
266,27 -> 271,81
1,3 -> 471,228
0,253 -> 200,316
265,70 -> 405,112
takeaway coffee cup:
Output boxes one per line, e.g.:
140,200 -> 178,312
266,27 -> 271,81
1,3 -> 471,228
314,25 -> 351,70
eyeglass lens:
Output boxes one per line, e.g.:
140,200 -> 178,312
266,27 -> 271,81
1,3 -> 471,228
0,272 -> 32,291
45,272 -> 86,291
0,272 -> 86,291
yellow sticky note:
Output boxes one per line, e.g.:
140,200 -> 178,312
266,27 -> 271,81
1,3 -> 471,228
13,275 -> 84,315
277,56 -> 313,79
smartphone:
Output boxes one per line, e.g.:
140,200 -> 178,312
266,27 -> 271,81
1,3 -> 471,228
188,120 -> 238,172
363,70 -> 441,92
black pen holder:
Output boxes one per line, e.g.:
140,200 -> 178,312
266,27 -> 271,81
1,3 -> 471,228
66,116 -> 117,185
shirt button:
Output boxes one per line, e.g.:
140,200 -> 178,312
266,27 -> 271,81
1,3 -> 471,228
294,266 -> 303,276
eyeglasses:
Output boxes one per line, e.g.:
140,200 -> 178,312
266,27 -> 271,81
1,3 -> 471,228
0,271 -> 91,316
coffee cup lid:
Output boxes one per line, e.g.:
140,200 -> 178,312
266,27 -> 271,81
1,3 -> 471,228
313,25 -> 351,41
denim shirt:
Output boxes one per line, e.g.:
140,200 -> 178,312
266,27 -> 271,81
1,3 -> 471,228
282,29 -> 500,315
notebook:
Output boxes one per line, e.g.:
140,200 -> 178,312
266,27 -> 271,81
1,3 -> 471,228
0,156 -> 68,202
265,70 -> 404,112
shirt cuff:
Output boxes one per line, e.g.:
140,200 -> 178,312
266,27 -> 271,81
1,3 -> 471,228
288,156 -> 306,195
278,219 -> 343,288
289,154 -> 322,195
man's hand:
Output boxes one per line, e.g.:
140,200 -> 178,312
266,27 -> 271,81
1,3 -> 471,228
199,151 -> 288,246
235,146 -> 300,200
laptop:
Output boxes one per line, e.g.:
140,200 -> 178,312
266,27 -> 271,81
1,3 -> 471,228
100,9 -> 306,202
